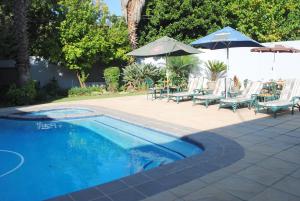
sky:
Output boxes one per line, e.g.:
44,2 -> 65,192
103,0 -> 122,16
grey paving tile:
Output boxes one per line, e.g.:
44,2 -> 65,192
249,187 -> 300,201
261,126 -> 291,134
221,160 -> 253,173
141,191 -> 177,201
108,188 -> 146,201
199,169 -> 232,184
236,135 -> 269,145
92,196 -> 113,201
286,129 -> 300,138
214,175 -> 267,200
251,130 -> 284,138
182,185 -> 243,201
274,149 -> 300,165
272,135 -> 300,145
242,150 -> 269,164
135,180 -> 167,196
169,178 -> 206,197
70,188 -> 103,201
45,195 -> 74,201
273,176 -> 300,197
237,165 -> 285,186
256,157 -> 299,175
96,180 -> 128,195
291,168 -> 300,179
122,173 -> 152,186
248,140 -> 292,156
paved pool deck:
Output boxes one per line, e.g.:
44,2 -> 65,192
1,95 -> 300,201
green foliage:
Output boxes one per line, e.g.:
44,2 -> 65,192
59,0 -> 108,86
6,80 -> 37,105
68,86 -> 104,97
204,60 -> 226,81
138,0 -> 300,45
167,55 -> 199,87
35,78 -> 68,102
104,67 -> 120,92
123,63 -> 161,90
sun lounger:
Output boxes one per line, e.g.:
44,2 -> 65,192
255,79 -> 300,117
219,81 -> 263,112
168,76 -> 204,104
193,78 -> 231,108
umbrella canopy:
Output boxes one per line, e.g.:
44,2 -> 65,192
127,36 -> 202,57
251,45 -> 300,53
251,45 -> 300,79
191,26 -> 263,97
191,26 -> 263,49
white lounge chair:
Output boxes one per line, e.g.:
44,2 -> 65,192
256,79 -> 300,117
167,76 -> 204,104
219,81 -> 263,112
193,78 -> 231,108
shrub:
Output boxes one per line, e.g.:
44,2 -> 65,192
167,55 -> 199,87
123,63 -> 160,90
6,80 -> 37,105
35,78 -> 66,102
104,67 -> 120,92
68,86 -> 103,97
204,60 -> 226,81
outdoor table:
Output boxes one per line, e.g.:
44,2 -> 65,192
257,94 -> 277,102
152,87 -> 177,99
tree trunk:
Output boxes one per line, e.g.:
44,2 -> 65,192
127,0 -> 137,49
76,72 -> 86,88
14,0 -> 30,86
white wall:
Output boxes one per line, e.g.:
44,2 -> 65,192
30,57 -> 79,89
140,40 -> 300,82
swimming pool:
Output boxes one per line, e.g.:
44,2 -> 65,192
0,113 -> 203,201
17,108 -> 94,118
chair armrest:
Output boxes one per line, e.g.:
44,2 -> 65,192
251,94 -> 258,100
193,89 -> 204,94
292,96 -> 300,103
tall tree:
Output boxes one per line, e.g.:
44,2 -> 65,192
121,0 -> 146,49
13,0 -> 30,85
59,0 -> 110,87
137,0 -> 300,45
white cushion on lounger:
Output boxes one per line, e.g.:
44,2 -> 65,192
258,100 -> 292,107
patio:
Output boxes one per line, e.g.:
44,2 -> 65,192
1,95 -> 300,201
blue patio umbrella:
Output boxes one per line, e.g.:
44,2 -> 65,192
191,26 -> 263,96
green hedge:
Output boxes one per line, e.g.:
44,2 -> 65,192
6,80 -> 37,105
104,67 -> 120,92
68,86 -> 104,97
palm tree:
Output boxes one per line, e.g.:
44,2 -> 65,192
13,0 -> 30,86
121,0 -> 146,49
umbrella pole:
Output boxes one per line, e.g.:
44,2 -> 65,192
225,47 -> 229,98
272,52 -> 276,80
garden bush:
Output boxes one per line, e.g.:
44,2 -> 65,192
6,80 -> 37,105
68,86 -> 103,97
123,63 -> 161,90
35,78 -> 66,102
104,67 -> 120,92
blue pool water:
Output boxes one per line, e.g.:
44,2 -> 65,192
19,108 -> 93,118
0,115 -> 202,201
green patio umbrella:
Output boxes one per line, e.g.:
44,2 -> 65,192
127,36 -> 202,57
127,36 -> 202,92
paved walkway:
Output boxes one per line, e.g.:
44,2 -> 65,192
1,95 -> 300,201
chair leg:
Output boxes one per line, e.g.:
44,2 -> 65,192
205,100 -> 209,108
232,103 -> 237,112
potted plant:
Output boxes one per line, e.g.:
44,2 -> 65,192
204,60 -> 226,90
232,75 -> 241,92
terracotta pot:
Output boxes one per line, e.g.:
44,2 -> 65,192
207,81 -> 216,90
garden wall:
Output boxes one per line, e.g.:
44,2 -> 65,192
140,40 -> 300,82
